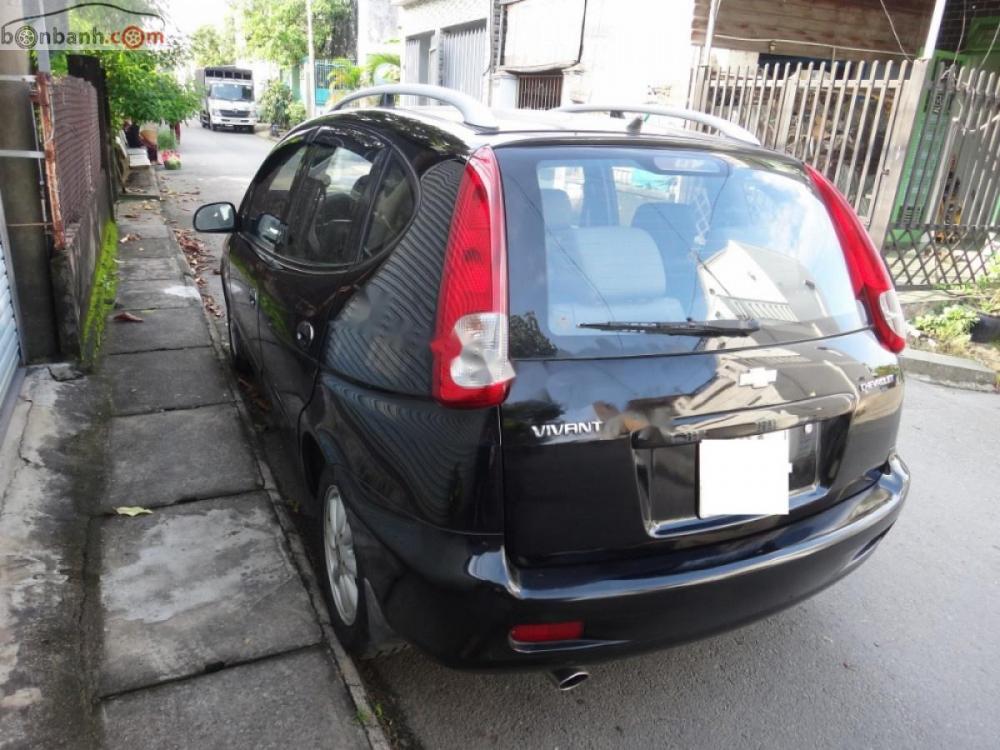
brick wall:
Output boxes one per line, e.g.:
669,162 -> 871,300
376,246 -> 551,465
50,76 -> 102,231
43,73 -> 112,358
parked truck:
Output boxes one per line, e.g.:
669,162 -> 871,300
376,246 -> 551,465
196,66 -> 258,133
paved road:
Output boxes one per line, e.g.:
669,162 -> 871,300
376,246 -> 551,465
175,127 -> 1000,750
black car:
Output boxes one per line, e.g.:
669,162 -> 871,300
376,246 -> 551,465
194,84 -> 909,687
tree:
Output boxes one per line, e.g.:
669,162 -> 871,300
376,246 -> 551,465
190,25 -> 236,67
241,0 -> 355,68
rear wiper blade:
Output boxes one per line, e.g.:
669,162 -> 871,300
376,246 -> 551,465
577,319 -> 761,336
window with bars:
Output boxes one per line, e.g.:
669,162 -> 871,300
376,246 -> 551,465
517,72 -> 564,109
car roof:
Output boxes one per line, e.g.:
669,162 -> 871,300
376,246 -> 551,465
296,104 -> 780,158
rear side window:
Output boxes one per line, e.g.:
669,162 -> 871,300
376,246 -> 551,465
364,157 -> 415,258
498,146 -> 865,359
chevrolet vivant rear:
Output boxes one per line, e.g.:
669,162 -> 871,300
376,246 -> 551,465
413,135 -> 909,669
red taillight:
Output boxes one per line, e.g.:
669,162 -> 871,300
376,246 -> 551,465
805,165 -> 906,353
509,621 -> 584,643
431,147 -> 514,408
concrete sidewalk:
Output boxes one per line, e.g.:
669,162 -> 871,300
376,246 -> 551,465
0,200 -> 379,749
95,205 -> 374,749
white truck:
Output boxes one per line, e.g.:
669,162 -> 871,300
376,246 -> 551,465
196,66 -> 258,133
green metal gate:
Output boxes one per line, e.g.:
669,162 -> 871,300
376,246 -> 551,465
881,60 -> 1000,287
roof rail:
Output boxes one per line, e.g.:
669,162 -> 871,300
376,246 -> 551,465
555,104 -> 760,146
330,83 -> 500,131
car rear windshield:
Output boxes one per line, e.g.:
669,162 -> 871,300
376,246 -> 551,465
497,145 -> 866,359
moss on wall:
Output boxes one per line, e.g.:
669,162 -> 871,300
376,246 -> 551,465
80,219 -> 118,368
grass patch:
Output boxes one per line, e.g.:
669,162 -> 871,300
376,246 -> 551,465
80,219 -> 119,368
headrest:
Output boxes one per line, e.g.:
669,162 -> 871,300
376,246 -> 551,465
632,202 -> 697,243
540,188 -> 574,229
570,227 -> 666,299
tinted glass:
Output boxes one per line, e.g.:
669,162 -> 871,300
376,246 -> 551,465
499,146 -> 865,359
291,139 -> 380,264
244,140 -> 307,248
363,156 -> 415,258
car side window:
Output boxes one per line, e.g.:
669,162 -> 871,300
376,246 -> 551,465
363,155 -> 416,259
289,136 -> 382,264
243,139 -> 307,249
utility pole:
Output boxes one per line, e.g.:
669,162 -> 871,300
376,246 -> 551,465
306,0 -> 316,117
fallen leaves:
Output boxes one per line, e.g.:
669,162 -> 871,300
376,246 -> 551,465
237,375 -> 272,413
174,228 -> 225,318
120,233 -> 141,243
115,506 -> 153,517
113,311 -> 144,323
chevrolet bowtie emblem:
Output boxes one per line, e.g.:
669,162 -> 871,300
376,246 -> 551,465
739,368 -> 777,389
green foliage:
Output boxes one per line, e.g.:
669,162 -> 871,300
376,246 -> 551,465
50,49 -> 200,125
287,100 -> 307,126
241,0 -> 354,68
328,57 -> 363,91
327,53 -> 401,104
363,52 -> 400,84
914,304 -> 980,341
157,127 -> 176,150
259,79 -> 294,128
81,220 -> 119,367
190,24 -> 236,67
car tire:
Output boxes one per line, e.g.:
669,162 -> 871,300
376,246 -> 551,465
227,312 -> 252,374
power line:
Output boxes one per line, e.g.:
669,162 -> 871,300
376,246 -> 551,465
879,0 -> 911,59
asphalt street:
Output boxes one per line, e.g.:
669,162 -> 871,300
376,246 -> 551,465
173,125 -> 1000,750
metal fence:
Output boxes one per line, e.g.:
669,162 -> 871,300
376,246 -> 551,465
517,72 -> 563,109
690,60 -> 1000,288
689,61 -> 912,227
881,62 -> 1000,287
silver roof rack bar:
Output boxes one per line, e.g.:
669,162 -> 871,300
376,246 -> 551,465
555,104 -> 761,146
331,83 -> 500,131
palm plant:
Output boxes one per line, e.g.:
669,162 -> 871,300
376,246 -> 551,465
363,52 -> 401,85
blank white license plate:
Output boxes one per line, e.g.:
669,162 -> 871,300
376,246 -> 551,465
698,431 -> 790,518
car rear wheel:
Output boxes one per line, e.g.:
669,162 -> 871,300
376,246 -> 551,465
318,480 -> 372,653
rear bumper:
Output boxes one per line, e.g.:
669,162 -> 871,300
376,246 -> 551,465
354,455 -> 909,669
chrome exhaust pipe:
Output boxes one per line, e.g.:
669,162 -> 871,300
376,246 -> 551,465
548,667 -> 590,691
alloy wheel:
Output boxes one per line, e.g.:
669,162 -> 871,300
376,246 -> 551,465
324,486 -> 359,625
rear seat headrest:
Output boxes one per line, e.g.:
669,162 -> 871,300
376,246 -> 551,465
540,188 -> 574,229
571,227 -> 666,299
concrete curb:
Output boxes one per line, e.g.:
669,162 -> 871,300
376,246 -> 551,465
900,347 -> 997,392
164,220 -> 391,750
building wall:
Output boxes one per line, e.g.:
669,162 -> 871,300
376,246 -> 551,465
398,0 -> 489,36
0,51 -> 59,362
398,0 -> 492,99
359,0 -> 402,62
564,0 -> 697,107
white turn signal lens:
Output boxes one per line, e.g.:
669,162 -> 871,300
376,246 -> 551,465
449,312 -> 515,388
